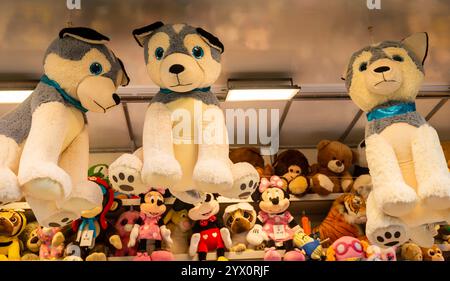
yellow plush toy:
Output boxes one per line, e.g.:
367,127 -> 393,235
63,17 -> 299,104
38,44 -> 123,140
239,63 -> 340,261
344,33 -> 450,248
0,209 -> 27,260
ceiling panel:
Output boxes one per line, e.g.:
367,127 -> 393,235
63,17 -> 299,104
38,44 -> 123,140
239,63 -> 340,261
279,99 -> 360,147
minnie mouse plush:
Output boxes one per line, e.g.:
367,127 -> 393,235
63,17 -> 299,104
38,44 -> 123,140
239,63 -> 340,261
188,193 -> 232,261
128,189 -> 174,261
248,176 -> 305,261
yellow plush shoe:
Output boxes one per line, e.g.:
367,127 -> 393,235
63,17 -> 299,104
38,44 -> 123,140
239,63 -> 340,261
217,256 -> 228,261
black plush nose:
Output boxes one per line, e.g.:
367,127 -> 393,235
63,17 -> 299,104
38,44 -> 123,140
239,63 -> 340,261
169,64 -> 185,74
374,66 -> 390,73
336,160 -> 342,167
112,93 -> 121,105
270,198 -> 279,205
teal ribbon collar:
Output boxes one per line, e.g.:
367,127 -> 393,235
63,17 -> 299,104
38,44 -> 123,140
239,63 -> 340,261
367,102 -> 416,122
160,87 -> 211,94
79,217 -> 97,238
40,75 -> 88,113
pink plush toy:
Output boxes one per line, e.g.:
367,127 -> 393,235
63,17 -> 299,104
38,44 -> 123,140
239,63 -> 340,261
366,244 -> 397,261
114,211 -> 140,257
37,227 -> 65,260
326,236 -> 368,261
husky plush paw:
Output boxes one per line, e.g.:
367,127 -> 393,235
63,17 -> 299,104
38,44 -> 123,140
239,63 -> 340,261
60,180 -> 103,214
221,162 -> 259,199
193,159 -> 233,193
109,153 -> 149,195
0,168 -> 22,204
20,162 -> 71,201
141,152 -> 182,187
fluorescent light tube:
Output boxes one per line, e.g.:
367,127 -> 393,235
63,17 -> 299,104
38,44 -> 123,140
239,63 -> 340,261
0,90 -> 33,103
226,88 -> 299,101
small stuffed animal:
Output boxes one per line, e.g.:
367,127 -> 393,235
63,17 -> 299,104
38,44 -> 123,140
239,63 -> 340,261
163,199 -> 193,254
310,140 -> 355,195
128,189 -> 174,261
293,230 -> 324,260
436,224 -> 450,244
421,245 -> 445,261
0,209 -> 27,260
19,221 -> 41,260
344,32 -> 450,248
70,176 -> 123,261
313,193 -> 367,246
351,140 -> 372,201
326,236 -> 369,261
109,22 -> 259,204
366,244 -> 397,261
400,242 -> 423,261
113,210 -> 140,257
37,226 -> 65,260
223,203 -> 259,252
273,150 -> 310,196
0,27 -> 129,228
188,193 -> 232,261
248,176 -> 305,261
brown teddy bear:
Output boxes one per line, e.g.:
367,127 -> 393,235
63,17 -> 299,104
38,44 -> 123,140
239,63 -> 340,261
229,147 -> 273,179
400,242 -> 423,261
310,140 -> 355,195
273,150 -> 310,196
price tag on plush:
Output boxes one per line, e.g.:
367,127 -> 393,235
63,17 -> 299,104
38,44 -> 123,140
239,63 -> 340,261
273,225 -> 287,240
79,230 -> 95,247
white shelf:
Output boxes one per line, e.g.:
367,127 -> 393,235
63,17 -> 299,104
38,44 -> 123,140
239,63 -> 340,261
1,193 -> 341,210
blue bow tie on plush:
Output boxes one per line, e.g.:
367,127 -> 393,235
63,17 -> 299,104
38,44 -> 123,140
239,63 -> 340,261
159,87 -> 211,94
367,102 -> 416,121
40,75 -> 88,113
79,217 -> 97,238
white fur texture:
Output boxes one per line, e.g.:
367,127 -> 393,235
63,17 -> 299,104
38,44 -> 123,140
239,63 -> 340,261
366,134 -> 418,216
141,102 -> 182,187
26,195 -> 77,227
220,162 -> 259,199
412,124 -> 450,209
18,102 -> 72,200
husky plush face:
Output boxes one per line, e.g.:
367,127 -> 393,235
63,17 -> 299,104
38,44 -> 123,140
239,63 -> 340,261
133,22 -> 224,93
44,27 -> 129,113
344,33 -> 428,112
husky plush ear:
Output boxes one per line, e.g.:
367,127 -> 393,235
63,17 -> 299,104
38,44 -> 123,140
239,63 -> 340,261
402,32 -> 429,65
196,27 -> 224,53
117,58 -> 130,86
132,21 -> 165,47
59,27 -> 109,44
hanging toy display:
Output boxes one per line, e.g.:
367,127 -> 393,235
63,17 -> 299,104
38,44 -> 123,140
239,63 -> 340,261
0,27 -> 129,228
344,32 -> 450,248
108,22 -> 259,204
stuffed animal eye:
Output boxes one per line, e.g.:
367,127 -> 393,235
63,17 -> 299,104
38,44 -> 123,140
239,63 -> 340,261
359,62 -> 367,72
155,47 -> 164,60
10,216 -> 17,223
192,46 -> 204,59
243,212 -> 250,219
429,250 -> 435,256
89,62 -> 103,75
120,220 -> 127,226
392,55 -> 404,62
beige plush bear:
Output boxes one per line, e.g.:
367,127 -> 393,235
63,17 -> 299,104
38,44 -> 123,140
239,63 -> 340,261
109,22 -> 258,203
344,32 -> 450,248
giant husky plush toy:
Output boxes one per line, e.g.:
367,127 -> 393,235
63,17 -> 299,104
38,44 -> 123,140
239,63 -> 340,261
344,33 -> 450,248
0,27 -> 129,227
109,22 -> 258,203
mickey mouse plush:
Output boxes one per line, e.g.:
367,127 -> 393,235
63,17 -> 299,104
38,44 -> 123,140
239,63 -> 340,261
248,176 -> 305,261
188,193 -> 232,261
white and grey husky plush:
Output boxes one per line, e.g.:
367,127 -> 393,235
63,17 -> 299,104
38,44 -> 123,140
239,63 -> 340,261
344,33 -> 450,248
0,27 -> 129,227
109,22 -> 259,203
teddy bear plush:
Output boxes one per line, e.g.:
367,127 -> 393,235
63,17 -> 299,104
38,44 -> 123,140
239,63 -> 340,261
108,22 -> 259,204
344,32 -> 450,248
309,140 -> 355,195
0,27 -> 129,228
273,150 -> 310,196
400,242 -> 423,261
